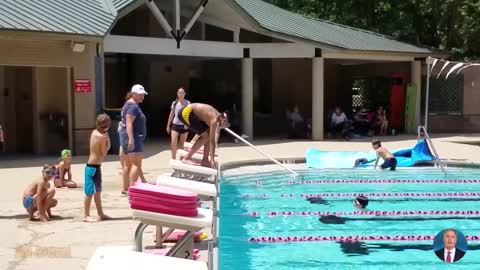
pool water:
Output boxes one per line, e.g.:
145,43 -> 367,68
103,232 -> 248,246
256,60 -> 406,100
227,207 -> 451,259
219,168 -> 480,270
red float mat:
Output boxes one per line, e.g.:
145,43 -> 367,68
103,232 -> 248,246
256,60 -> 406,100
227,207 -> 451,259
130,200 -> 198,217
128,183 -> 198,202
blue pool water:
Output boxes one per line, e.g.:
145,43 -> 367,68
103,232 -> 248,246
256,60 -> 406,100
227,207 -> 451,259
219,168 -> 480,270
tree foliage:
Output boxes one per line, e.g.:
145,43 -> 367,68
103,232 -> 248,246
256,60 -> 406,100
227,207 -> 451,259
265,0 -> 480,60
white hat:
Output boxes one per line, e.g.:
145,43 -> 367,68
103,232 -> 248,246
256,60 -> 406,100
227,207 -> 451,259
131,84 -> 148,95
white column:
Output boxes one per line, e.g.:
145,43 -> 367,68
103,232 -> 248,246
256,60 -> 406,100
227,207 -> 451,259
200,23 -> 206,40
411,60 -> 422,128
234,27 -> 240,43
242,58 -> 253,139
312,57 -> 324,140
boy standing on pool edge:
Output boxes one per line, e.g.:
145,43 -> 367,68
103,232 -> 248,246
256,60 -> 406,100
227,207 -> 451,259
83,114 -> 111,222
372,139 -> 397,171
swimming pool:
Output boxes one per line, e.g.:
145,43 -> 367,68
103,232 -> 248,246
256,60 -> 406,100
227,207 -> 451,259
219,167 -> 480,270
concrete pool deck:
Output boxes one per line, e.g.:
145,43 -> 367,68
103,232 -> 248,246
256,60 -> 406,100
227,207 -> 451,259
1,134 -> 479,270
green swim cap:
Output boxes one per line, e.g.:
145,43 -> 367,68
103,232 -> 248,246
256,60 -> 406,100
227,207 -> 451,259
61,149 -> 71,160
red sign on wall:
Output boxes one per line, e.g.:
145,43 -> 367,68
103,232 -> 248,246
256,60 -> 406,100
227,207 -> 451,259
74,79 -> 91,93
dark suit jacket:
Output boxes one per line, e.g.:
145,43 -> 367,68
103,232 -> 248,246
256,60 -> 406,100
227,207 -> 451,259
435,248 -> 465,262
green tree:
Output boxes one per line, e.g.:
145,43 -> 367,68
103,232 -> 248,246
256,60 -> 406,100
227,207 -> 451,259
264,0 -> 480,59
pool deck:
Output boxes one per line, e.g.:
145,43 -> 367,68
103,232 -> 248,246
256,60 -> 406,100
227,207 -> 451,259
1,133 -> 479,270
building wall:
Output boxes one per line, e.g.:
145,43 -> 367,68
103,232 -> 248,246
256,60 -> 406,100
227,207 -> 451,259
0,36 -> 98,154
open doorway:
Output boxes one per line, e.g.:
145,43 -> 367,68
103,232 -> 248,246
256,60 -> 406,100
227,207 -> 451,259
0,66 -> 70,155
0,66 -> 34,154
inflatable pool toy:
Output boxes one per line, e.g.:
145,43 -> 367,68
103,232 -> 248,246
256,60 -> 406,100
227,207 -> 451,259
306,140 -> 434,168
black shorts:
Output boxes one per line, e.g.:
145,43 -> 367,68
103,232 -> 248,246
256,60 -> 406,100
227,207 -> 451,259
171,124 -> 189,134
179,106 -> 209,135
381,158 -> 397,171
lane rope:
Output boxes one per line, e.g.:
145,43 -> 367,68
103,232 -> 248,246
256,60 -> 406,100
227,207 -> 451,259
246,210 -> 480,217
240,192 -> 480,199
248,235 -> 480,243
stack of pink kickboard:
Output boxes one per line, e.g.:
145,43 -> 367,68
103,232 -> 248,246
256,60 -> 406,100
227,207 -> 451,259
129,183 -> 199,217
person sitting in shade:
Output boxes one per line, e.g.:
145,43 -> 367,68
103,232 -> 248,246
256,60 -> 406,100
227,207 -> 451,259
330,106 -> 351,140
286,105 -> 310,139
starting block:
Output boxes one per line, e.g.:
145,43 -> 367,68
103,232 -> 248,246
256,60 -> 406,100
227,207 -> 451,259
132,208 -> 213,259
86,246 -> 207,270
170,159 -> 217,182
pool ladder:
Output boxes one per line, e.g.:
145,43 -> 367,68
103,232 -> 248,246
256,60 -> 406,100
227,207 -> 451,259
418,126 -> 447,175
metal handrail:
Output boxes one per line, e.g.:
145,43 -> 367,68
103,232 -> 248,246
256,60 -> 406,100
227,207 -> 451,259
418,126 -> 447,175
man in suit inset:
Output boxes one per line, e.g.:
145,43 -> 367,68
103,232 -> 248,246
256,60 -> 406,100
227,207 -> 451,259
435,229 -> 466,263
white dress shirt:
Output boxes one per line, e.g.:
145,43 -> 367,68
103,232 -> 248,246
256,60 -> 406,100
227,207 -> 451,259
444,248 -> 456,262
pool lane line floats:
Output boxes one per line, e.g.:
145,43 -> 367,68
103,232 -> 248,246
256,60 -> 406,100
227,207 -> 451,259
247,235 -> 480,243
241,192 -> 480,199
246,210 -> 480,217
287,179 -> 480,184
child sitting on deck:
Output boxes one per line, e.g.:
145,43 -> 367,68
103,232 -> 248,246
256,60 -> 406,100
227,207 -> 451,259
22,164 -> 58,222
54,149 -> 78,188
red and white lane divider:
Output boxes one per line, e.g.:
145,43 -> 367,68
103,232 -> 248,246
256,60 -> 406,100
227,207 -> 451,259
248,235 -> 480,243
285,179 -> 480,185
246,210 -> 480,217
241,192 -> 480,199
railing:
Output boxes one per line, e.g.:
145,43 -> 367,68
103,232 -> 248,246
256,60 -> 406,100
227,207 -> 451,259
418,125 -> 447,175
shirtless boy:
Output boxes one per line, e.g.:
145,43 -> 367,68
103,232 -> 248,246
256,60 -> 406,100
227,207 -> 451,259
84,114 -> 111,222
22,164 -> 58,222
178,103 -> 229,168
372,139 -> 397,171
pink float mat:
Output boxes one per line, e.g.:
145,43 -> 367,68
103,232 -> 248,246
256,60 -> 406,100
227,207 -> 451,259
129,191 -> 199,206
165,230 -> 204,242
129,195 -> 199,209
128,183 -> 198,202
145,248 -> 200,260
153,230 -> 205,242
184,147 -> 218,157
130,200 -> 198,217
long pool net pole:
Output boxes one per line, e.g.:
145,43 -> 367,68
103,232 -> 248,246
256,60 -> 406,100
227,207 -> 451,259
223,128 -> 299,177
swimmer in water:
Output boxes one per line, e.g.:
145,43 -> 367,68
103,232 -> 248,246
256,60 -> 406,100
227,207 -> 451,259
354,195 -> 369,209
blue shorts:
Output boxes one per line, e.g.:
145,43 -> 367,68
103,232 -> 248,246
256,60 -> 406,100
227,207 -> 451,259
23,195 -> 35,209
85,164 -> 102,195
119,129 -> 145,154
381,158 -> 397,171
